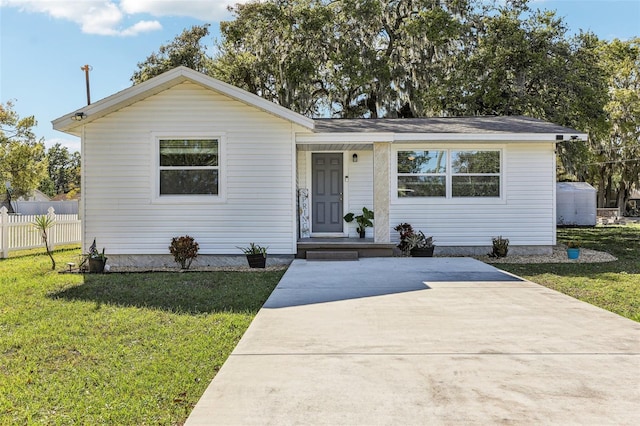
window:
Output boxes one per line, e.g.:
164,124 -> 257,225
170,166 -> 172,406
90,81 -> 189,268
159,139 -> 219,196
397,150 -> 447,197
396,149 -> 501,198
451,150 -> 500,197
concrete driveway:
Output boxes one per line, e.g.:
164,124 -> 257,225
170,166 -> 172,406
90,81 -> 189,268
186,258 -> 640,425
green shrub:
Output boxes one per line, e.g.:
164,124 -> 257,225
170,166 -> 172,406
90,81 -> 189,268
169,235 -> 199,269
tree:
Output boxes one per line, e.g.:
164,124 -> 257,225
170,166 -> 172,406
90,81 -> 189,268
584,38 -> 640,209
214,0 -> 332,116
131,24 -> 214,85
32,214 -> 56,270
214,0 -> 474,118
451,4 -> 608,123
39,143 -> 81,196
0,100 -> 47,201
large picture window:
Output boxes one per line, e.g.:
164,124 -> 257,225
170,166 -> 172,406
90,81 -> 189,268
159,139 -> 219,196
397,149 -> 501,198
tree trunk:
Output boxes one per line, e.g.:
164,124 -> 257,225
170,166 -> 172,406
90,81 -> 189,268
617,182 -> 629,216
597,173 -> 606,208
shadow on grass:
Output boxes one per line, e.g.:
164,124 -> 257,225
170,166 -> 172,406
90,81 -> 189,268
49,271 -> 284,314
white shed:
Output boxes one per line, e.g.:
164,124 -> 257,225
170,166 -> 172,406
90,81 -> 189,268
556,182 -> 597,226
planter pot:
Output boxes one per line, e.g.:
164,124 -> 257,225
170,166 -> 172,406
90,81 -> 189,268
88,257 -> 107,273
410,247 -> 435,257
567,248 -> 580,260
358,229 -> 366,238
246,254 -> 267,268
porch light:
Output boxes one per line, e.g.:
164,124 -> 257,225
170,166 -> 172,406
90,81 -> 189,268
352,153 -> 358,163
71,112 -> 86,121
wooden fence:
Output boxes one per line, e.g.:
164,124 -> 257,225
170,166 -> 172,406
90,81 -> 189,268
0,206 -> 81,258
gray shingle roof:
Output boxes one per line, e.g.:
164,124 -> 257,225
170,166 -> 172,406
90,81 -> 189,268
313,115 -> 583,135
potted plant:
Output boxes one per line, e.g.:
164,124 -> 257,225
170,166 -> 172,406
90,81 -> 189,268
83,238 -> 107,273
238,243 -> 268,268
489,236 -> 509,258
394,223 -> 435,257
567,241 -> 580,259
406,231 -> 435,257
344,207 -> 374,238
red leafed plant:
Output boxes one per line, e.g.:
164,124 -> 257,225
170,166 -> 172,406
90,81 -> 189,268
394,223 -> 415,254
169,235 -> 199,269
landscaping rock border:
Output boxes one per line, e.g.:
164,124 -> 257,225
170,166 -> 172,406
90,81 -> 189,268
480,246 -> 617,264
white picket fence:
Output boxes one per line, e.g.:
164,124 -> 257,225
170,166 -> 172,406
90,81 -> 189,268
0,206 -> 81,258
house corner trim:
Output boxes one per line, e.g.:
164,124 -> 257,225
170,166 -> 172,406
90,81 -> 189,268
373,142 -> 391,243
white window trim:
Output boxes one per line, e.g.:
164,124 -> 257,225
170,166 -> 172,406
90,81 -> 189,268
392,146 -> 505,204
151,132 -> 227,204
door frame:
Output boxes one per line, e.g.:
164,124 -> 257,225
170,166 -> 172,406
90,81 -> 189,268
306,151 -> 348,237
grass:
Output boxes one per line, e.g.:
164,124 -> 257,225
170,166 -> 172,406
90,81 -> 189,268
1,227 -> 637,422
0,247 -> 284,425
496,224 -> 640,322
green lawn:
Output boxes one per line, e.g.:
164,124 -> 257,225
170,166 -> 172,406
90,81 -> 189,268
1,227 -> 638,423
496,224 -> 640,322
0,248 -> 284,425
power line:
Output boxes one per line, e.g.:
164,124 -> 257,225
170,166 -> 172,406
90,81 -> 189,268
585,158 -> 640,166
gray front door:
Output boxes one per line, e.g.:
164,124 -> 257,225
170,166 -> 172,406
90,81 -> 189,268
312,153 -> 343,233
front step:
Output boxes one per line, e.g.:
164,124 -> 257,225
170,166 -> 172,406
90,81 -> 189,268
297,239 -> 396,259
306,250 -> 359,261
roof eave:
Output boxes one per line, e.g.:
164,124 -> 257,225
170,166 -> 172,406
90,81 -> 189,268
296,132 -> 588,143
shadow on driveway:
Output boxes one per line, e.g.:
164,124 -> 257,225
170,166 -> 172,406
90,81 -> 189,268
263,258 -> 523,308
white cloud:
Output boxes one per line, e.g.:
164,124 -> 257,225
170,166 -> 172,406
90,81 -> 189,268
44,137 -> 80,153
1,0 -> 161,36
120,0 -> 253,21
120,20 -> 163,36
0,1 -> 255,36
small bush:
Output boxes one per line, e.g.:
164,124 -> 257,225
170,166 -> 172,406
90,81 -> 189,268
394,223 -> 415,255
169,235 -> 199,269
490,236 -> 509,258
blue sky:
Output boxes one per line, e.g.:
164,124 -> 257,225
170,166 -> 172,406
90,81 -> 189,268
1,1 -> 639,153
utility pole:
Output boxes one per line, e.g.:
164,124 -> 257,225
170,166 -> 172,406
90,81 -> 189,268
81,64 -> 92,105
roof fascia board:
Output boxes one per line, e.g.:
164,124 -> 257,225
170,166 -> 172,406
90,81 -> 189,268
297,132 -> 588,143
393,132 -> 588,141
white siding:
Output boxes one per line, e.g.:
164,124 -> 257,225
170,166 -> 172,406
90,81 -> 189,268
345,150 -> 374,237
296,150 -> 307,189
389,142 -> 556,247
83,82 -> 298,255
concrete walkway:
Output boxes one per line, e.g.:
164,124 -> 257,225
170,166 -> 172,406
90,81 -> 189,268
186,258 -> 640,425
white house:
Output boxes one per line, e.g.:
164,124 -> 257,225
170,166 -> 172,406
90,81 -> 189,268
53,67 -> 586,266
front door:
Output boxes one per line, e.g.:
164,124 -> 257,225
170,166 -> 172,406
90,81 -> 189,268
312,153 -> 343,233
